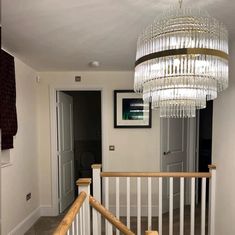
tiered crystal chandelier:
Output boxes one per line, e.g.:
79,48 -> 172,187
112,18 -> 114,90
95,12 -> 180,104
134,0 -> 229,118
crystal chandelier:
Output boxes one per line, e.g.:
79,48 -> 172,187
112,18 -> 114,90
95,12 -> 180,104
134,0 -> 229,118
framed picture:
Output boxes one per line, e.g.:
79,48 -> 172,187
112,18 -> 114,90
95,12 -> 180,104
114,90 -> 152,128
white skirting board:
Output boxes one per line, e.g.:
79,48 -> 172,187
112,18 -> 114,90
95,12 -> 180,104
8,207 -> 40,235
7,205 -> 56,235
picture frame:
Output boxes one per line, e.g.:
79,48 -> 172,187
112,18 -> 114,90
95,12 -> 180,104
114,90 -> 152,128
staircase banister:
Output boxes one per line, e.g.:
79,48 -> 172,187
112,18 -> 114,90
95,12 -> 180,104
89,195 -> 135,235
53,191 -> 87,235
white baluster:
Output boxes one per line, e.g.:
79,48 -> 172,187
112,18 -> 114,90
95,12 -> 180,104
201,177 -> 206,235
127,177 -> 131,229
137,177 -> 141,235
116,177 -> 120,235
74,218 -> 77,235
78,204 -> 84,235
79,210 -> 82,235
77,178 -> 91,235
67,228 -> 71,235
72,221 -> 75,235
107,221 -> 113,235
158,177 -> 162,235
169,177 -> 173,235
92,164 -> 102,235
92,207 -> 99,235
82,203 -> 85,234
105,177 -> 112,234
208,165 -> 216,235
180,177 -> 184,235
190,177 -> 195,235
75,214 -> 79,235
148,177 -> 152,230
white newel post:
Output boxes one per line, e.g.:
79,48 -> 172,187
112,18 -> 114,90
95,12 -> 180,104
92,164 -> 102,235
208,165 -> 216,235
77,178 -> 91,235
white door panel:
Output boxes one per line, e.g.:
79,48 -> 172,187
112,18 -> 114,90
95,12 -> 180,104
161,118 -> 188,212
62,156 -> 73,194
57,91 -> 75,213
168,118 -> 184,153
58,97 -> 73,152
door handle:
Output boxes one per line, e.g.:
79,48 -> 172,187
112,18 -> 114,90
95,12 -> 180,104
163,151 -> 171,155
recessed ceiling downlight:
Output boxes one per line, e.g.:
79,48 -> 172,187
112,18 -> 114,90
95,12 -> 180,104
89,61 -> 100,67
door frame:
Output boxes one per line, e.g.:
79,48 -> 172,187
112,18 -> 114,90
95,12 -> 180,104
50,85 -> 106,215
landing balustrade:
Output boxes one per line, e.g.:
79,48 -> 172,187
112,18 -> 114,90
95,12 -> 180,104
92,164 -> 216,235
53,164 -> 216,235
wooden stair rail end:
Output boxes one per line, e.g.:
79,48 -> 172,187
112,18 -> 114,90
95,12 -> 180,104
89,195 -> 135,235
53,191 -> 87,235
145,231 -> 159,235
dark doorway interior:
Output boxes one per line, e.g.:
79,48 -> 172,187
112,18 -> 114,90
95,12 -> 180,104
198,100 -> 213,201
66,91 -> 102,196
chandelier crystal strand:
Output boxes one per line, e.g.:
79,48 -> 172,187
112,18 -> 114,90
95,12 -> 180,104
134,4 -> 229,118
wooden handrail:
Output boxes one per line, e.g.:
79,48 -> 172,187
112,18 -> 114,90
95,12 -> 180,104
53,192 -> 87,235
89,195 -> 135,235
101,172 -> 211,178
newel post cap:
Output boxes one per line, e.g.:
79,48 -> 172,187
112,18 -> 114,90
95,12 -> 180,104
208,164 -> 216,170
91,164 -> 102,169
76,178 -> 92,186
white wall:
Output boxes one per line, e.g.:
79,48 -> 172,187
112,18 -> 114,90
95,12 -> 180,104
212,41 -> 235,234
1,58 -> 40,235
37,71 -> 161,214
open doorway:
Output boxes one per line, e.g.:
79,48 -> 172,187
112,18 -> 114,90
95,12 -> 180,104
160,102 -> 213,215
160,118 -> 191,212
197,101 -> 213,201
56,90 -> 102,213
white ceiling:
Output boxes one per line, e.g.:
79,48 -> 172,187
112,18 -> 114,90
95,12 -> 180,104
2,0 -> 235,71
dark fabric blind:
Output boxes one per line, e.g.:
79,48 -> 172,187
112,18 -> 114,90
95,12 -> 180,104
0,49 -> 18,150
